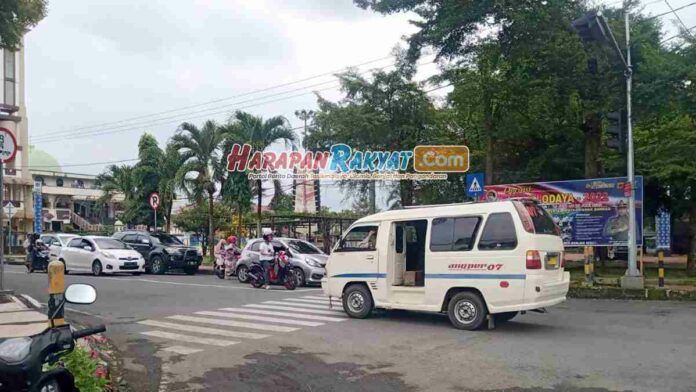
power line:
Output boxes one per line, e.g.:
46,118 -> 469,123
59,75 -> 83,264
660,24 -> 696,42
646,0 -> 696,19
664,0 -> 696,39
32,60 -> 438,144
32,55 -> 394,139
22,158 -> 139,169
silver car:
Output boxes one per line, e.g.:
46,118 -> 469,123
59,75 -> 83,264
236,237 -> 328,286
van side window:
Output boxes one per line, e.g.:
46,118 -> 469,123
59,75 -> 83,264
430,217 -> 480,252
249,241 -> 261,252
337,226 -> 378,251
478,213 -> 517,250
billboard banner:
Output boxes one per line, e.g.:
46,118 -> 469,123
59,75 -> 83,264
481,176 -> 643,247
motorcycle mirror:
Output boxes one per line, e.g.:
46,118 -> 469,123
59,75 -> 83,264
65,284 -> 97,304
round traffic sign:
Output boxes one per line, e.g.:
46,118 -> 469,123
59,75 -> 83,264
149,192 -> 161,209
0,128 -> 18,164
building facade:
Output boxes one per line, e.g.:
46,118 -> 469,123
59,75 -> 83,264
0,42 -> 35,248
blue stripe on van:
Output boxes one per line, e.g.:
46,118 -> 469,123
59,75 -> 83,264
425,273 -> 526,280
331,273 -> 387,278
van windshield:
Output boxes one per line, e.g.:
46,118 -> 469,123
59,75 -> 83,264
520,201 -> 559,235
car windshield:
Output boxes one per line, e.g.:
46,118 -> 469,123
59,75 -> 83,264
152,233 -> 183,245
57,235 -> 77,245
94,238 -> 130,250
286,240 -> 322,255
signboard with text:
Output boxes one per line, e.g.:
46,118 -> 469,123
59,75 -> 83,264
481,176 -> 643,247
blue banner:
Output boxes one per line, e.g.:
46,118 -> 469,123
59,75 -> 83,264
33,192 -> 42,234
482,176 -> 643,247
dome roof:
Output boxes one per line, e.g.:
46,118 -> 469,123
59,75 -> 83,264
29,145 -> 62,171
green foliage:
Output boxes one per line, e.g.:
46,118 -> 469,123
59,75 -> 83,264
52,346 -> 109,392
0,0 -> 47,50
172,202 -> 232,235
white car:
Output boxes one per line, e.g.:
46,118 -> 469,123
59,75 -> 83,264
39,233 -> 79,261
59,236 -> 145,276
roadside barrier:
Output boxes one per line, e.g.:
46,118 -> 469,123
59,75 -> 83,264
584,246 -> 594,286
658,250 -> 665,288
47,260 -> 65,327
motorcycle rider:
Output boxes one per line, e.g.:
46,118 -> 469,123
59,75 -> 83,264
259,228 -> 275,290
214,238 -> 228,273
224,235 -> 240,279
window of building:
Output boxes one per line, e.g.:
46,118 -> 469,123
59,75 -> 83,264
35,176 -> 45,186
3,49 -> 16,106
56,178 -> 64,187
478,213 -> 518,251
430,217 -> 481,252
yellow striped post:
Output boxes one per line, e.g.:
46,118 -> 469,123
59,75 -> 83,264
658,250 -> 665,288
584,246 -> 594,286
47,260 -> 65,327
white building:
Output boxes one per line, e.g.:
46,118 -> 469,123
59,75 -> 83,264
0,42 -> 34,248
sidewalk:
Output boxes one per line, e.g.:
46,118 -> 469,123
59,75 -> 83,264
0,293 -> 47,338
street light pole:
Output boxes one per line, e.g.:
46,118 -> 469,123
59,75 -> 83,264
624,4 -> 640,279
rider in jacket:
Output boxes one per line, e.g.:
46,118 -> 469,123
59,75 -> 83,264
259,229 -> 274,289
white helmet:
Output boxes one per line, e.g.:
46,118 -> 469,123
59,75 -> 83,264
262,228 -> 273,236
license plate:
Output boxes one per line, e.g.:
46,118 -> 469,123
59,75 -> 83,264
547,256 -> 558,267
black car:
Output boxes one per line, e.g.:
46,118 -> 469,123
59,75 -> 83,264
112,231 -> 202,275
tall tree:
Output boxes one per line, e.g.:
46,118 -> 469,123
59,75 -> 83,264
159,143 -> 183,233
0,0 -> 47,50
172,121 -> 225,254
223,110 -> 295,234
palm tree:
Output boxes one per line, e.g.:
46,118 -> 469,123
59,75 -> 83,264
223,110 -> 296,235
159,143 -> 184,232
172,120 -> 225,254
96,164 -> 136,226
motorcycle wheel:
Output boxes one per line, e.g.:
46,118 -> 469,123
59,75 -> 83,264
284,272 -> 297,291
249,276 -> 264,289
215,266 -> 225,279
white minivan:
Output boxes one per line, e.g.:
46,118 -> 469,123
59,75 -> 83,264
321,199 -> 570,330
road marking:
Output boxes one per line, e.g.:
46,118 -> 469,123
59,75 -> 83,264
137,320 -> 269,339
167,315 -> 299,332
0,311 -> 46,324
264,300 -> 333,310
244,304 -> 345,316
141,330 -> 238,347
161,345 -> 203,355
302,296 -> 336,301
218,308 -> 346,322
282,298 -> 334,305
195,311 -> 325,327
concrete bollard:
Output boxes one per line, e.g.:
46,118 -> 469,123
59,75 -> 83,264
47,260 -> 65,327
658,250 -> 665,288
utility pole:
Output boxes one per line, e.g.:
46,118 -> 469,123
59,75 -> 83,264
571,5 -> 643,289
294,110 -> 316,213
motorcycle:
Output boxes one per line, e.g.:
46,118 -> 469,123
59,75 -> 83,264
0,284 -> 106,392
215,248 -> 241,280
247,250 -> 296,290
26,247 -> 51,273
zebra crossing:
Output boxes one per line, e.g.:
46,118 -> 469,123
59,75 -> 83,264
136,295 -> 345,355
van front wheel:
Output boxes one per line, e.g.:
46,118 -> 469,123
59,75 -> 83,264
447,292 -> 486,330
343,284 -> 373,319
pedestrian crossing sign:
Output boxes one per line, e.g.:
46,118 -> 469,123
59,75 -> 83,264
466,173 -> 485,199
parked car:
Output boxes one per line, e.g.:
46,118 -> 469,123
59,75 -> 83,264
112,230 -> 202,275
39,233 -> 78,261
236,237 -> 328,286
59,236 -> 145,276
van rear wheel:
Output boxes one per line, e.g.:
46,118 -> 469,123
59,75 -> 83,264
343,284 -> 373,319
447,292 -> 486,330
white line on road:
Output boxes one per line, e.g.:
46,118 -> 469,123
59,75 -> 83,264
20,294 -> 42,309
264,301 -> 333,310
141,330 -> 238,346
161,345 -> 203,355
302,296 -> 335,300
282,298 -> 334,305
195,311 -> 325,327
167,315 -> 299,332
218,308 -> 346,322
137,320 -> 270,339
244,304 -> 344,315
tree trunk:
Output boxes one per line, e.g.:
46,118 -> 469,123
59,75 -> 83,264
583,113 -> 602,178
256,179 -> 262,236
208,192 -> 214,257
688,205 -> 696,275
165,201 -> 173,233
399,180 -> 414,207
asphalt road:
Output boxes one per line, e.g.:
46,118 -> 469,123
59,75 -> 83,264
5,264 -> 696,392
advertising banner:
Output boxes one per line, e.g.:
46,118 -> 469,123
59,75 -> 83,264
481,176 -> 643,247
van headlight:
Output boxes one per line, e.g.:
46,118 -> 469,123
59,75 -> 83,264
306,257 -> 323,268
0,337 -> 32,363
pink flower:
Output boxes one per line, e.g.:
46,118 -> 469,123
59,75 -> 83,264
90,350 -> 98,359
95,366 -> 108,379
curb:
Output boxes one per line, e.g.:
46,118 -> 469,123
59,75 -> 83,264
568,286 -> 696,301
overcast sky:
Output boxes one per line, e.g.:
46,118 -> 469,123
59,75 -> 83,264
23,0 -> 695,211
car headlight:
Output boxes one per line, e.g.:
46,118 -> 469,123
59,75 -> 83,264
306,257 -> 323,268
102,252 -> 116,259
0,337 -> 32,363
164,247 -> 179,254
